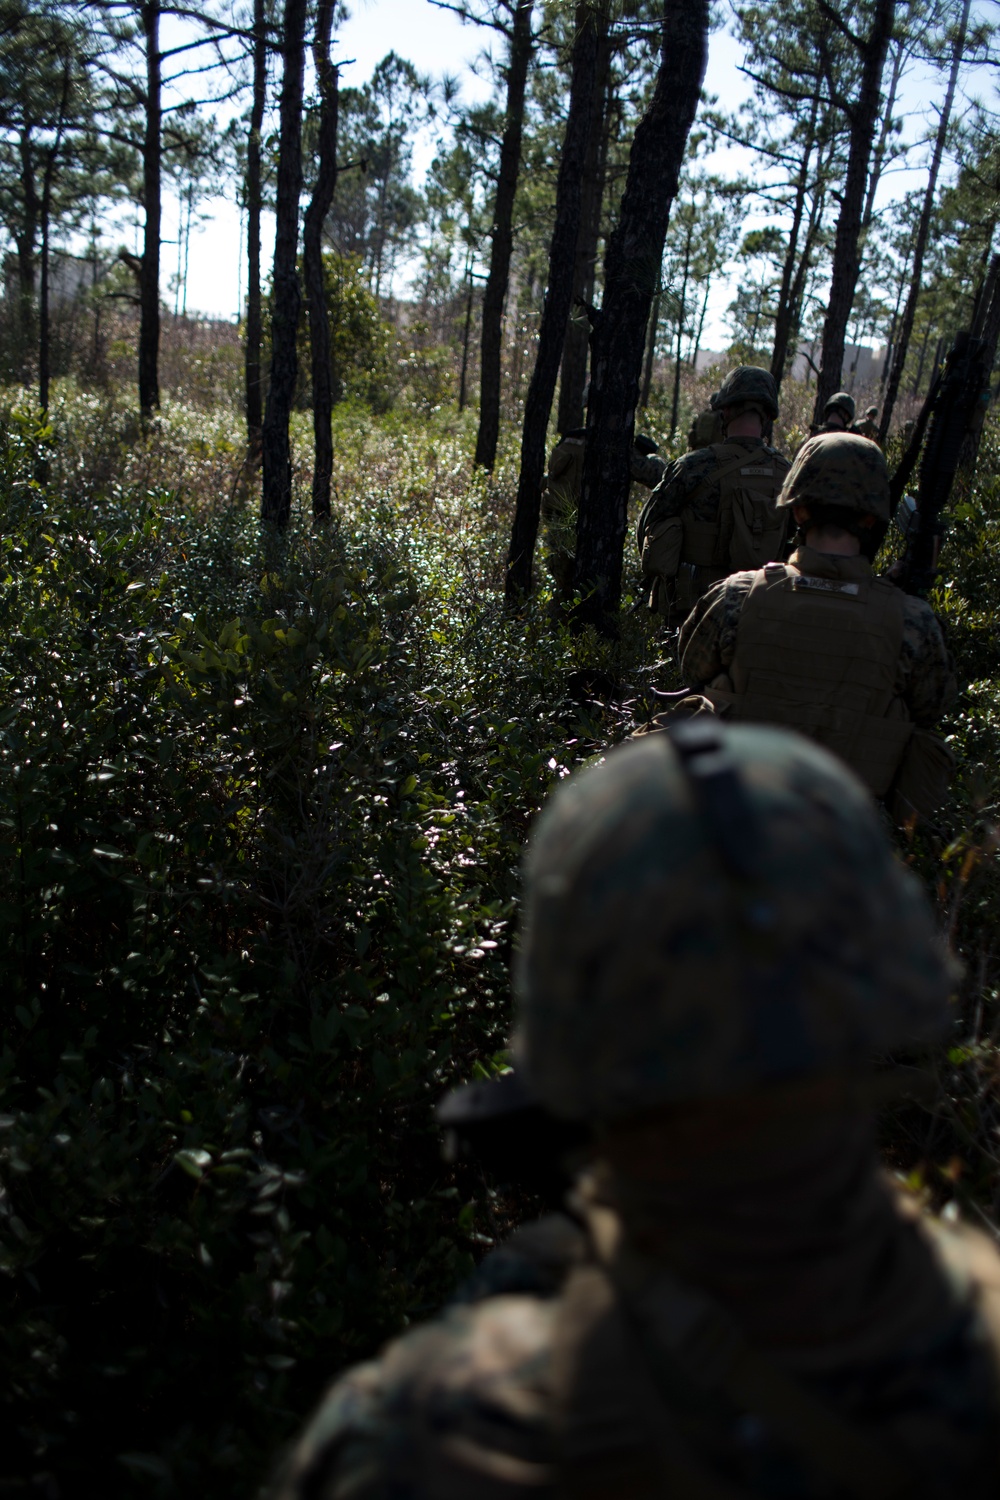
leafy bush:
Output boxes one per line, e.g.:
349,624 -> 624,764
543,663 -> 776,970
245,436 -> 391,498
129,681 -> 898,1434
0,396 -> 638,1497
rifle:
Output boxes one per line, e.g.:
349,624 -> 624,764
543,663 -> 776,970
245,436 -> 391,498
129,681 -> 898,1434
888,322 -> 993,597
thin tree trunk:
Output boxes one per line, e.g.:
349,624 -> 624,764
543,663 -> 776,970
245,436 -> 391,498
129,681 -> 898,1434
504,1 -> 601,601
771,94 -> 818,391
573,0 -> 708,628
139,0 -> 162,415
670,219 -> 692,436
261,0 -> 308,526
690,275 -> 710,368
474,0 -> 533,471
557,14 -> 611,434
911,324 -> 931,397
458,254 -> 473,411
960,253 -> 1000,478
813,0 -> 894,422
16,125 -> 38,385
879,0 -> 969,442
861,34 -> 905,230
640,287 -> 661,409
245,0 -> 267,460
303,0 -> 339,520
39,153 -> 55,412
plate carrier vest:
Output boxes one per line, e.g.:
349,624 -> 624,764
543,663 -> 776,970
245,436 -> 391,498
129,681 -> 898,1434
720,560 -> 913,796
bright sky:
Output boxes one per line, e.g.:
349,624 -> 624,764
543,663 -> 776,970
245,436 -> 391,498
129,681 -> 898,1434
160,1 -> 992,348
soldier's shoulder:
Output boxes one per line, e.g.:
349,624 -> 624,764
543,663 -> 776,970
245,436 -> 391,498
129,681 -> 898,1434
275,1293 -> 559,1499
899,593 -> 946,639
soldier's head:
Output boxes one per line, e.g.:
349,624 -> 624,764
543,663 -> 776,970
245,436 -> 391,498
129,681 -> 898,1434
823,392 -> 856,430
866,405 -> 879,420
514,724 -> 954,1131
632,433 -> 659,456
711,367 -> 779,438
778,432 -> 890,559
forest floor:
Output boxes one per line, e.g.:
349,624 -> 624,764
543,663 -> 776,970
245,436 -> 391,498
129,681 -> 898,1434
1,380 -> 999,1498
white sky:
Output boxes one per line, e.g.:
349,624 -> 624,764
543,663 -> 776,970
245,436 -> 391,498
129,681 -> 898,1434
160,0 -> 993,347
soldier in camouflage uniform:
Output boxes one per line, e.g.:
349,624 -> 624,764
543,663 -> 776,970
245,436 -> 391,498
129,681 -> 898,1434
543,430 -> 667,604
273,723 -> 1000,1500
637,367 -> 792,619
852,405 -> 881,443
820,391 -> 856,433
678,432 -> 956,821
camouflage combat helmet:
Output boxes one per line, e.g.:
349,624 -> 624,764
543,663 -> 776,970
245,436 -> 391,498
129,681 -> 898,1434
776,431 -> 891,522
514,724 -> 955,1121
824,391 -> 856,425
866,405 -> 879,418
633,433 -> 660,456
710,366 -> 779,421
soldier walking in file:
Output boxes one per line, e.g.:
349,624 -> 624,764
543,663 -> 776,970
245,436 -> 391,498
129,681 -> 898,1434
273,722 -> 1000,1500
543,429 -> 666,605
678,432 -> 956,822
819,391 -> 856,433
852,404 -> 881,443
637,367 -> 791,619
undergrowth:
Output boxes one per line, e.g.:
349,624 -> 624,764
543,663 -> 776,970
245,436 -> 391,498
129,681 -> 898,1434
0,384 -> 997,1497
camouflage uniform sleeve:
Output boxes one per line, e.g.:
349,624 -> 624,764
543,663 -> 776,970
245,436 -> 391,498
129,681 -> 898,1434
636,452 -> 714,550
630,452 -> 668,489
271,1298 -> 559,1500
900,598 -> 957,727
678,573 -> 756,687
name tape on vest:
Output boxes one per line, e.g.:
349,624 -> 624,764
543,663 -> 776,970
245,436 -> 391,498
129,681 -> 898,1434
791,575 -> 861,597
740,465 -> 774,477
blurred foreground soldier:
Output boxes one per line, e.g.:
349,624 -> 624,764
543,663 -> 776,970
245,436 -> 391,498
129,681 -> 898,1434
687,406 -> 726,450
820,391 -> 856,433
274,724 -> 1000,1500
637,366 -> 791,618
679,433 -> 956,822
543,429 -> 666,604
852,404 -> 881,442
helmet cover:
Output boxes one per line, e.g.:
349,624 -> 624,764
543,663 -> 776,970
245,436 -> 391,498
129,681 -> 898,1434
776,432 -> 890,521
515,727 -> 956,1120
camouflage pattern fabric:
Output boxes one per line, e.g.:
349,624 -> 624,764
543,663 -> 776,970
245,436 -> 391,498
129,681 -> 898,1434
711,365 -> 780,420
688,408 -> 725,449
678,550 -> 956,729
825,391 -> 856,425
778,432 -> 891,520
852,415 -> 881,443
636,438 -> 792,605
629,449 -> 668,489
515,729 -> 954,1120
272,1202 -> 1000,1500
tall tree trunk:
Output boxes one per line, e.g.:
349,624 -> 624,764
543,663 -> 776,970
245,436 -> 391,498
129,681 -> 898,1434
504,1 -> 601,601
261,0 -> 308,526
16,125 -> 38,385
690,275 -> 710,368
458,253 -> 474,411
39,151 -> 56,413
245,0 -> 267,459
813,0 -> 894,422
573,0 -> 708,628
303,0 -> 339,520
669,219 -> 692,436
770,94 -> 818,391
640,287 -> 661,409
879,0 -> 969,442
557,15 -> 611,434
860,35 -> 905,233
474,0 -> 533,471
139,0 -> 162,415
